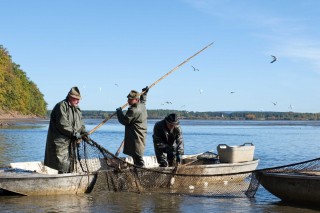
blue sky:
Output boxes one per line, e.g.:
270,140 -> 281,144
1,1 -> 320,113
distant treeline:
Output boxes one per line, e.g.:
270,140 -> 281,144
0,45 -> 47,117
46,110 -> 320,120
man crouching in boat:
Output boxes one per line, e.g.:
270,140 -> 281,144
153,113 -> 184,167
44,86 -> 89,174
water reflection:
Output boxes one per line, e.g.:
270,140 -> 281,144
1,194 -> 91,213
1,191 -> 320,213
88,192 -> 184,213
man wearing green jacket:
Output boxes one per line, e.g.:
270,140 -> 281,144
116,87 -> 148,167
153,113 -> 184,167
44,86 -> 88,173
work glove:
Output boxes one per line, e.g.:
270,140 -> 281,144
142,86 -> 149,94
176,154 -> 182,164
81,132 -> 90,141
72,131 -> 82,140
116,107 -> 122,112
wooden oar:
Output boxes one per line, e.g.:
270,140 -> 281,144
115,140 -> 124,157
88,42 -> 214,135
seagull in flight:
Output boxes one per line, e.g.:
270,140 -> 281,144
272,102 -> 277,106
164,101 -> 172,104
270,55 -> 277,63
114,83 -> 119,87
230,91 -> 235,94
191,66 -> 200,71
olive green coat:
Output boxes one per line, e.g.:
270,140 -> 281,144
44,99 -> 86,172
116,94 -> 147,157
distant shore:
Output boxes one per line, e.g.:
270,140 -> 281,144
0,111 -> 44,126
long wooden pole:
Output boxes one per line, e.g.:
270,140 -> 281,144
115,139 -> 124,157
88,42 -> 214,135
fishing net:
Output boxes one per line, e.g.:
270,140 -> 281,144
246,157 -> 320,198
69,139 -> 253,197
72,139 -> 320,198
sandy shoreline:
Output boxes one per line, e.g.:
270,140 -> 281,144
0,112 -> 46,125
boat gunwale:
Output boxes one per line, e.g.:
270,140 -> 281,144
1,158 -> 260,179
0,170 -> 97,180
260,171 -> 320,180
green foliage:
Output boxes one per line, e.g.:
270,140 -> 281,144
0,45 -> 47,116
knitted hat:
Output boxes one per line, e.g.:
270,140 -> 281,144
68,86 -> 81,99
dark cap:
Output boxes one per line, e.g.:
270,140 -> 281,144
127,90 -> 140,99
68,86 -> 81,99
165,113 -> 179,125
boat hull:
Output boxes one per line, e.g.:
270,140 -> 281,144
0,170 -> 96,196
258,172 -> 320,206
158,159 -> 259,187
96,159 -> 259,193
0,156 -> 259,196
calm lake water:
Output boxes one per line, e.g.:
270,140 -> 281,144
1,119 -> 320,212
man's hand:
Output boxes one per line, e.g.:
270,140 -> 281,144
157,143 -> 168,149
142,86 -> 149,93
116,107 -> 122,111
73,131 -> 82,140
81,132 -> 90,141
176,155 -> 182,164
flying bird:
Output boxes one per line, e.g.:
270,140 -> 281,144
272,102 -> 277,106
164,101 -> 172,104
270,55 -> 277,63
230,91 -> 235,94
199,89 -> 204,94
114,83 -> 119,87
191,66 -> 200,71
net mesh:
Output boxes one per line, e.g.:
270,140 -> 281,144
246,157 -> 320,198
71,139 -> 320,198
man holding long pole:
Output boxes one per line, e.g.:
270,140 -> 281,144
87,42 -> 214,161
116,87 -> 149,167
88,42 -> 213,136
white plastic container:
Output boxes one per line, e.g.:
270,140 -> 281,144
217,143 -> 255,163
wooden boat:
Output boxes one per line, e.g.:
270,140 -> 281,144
0,168 -> 96,196
135,154 -> 259,188
0,153 -> 259,196
257,171 -> 320,206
